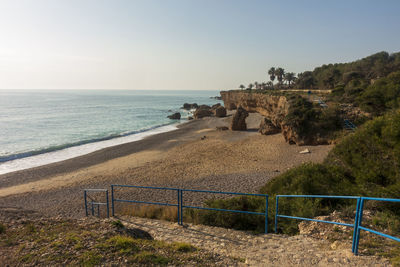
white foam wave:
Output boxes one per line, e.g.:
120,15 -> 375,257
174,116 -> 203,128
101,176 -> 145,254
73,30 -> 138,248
0,124 -> 179,175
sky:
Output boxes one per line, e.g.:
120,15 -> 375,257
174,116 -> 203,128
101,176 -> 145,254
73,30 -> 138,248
0,0 -> 399,90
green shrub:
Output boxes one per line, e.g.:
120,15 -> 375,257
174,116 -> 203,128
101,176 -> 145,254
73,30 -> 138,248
185,196 -> 266,233
0,223 -> 5,234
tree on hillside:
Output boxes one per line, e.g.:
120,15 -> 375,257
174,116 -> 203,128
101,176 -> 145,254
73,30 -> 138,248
268,67 -> 276,85
254,82 -> 259,89
239,84 -> 245,90
275,67 -> 285,85
267,81 -> 273,89
296,71 -> 316,89
248,83 -> 254,90
284,72 -> 296,88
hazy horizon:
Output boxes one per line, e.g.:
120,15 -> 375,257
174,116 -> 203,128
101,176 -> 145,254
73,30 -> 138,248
1,0 -> 399,90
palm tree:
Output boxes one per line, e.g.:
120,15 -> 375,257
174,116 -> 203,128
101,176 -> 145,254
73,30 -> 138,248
284,72 -> 296,88
261,82 -> 267,90
275,68 -> 285,85
239,84 -> 245,90
266,81 -> 273,89
254,82 -> 259,89
248,83 -> 253,90
268,67 -> 276,84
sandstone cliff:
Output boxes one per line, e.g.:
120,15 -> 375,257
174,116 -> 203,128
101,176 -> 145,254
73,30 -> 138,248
220,91 -> 331,145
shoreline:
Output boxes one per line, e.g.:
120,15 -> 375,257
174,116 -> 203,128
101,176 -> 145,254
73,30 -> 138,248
0,122 -> 184,176
0,119 -> 201,189
0,113 -> 333,218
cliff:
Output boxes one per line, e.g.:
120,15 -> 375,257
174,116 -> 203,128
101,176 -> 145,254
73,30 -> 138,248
220,91 -> 333,145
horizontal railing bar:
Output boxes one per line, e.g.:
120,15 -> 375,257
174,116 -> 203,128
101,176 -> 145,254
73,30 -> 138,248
114,198 -> 178,207
277,215 -> 354,227
277,195 -> 360,199
84,189 -> 108,192
358,226 -> 400,242
111,184 -> 179,191
361,197 -> 400,203
182,188 -> 267,197
183,205 -> 265,215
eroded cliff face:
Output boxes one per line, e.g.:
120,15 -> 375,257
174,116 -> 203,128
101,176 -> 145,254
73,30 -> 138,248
220,91 -> 327,145
220,91 -> 289,127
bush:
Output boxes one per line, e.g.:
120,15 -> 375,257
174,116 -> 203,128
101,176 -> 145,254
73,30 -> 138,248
185,196 -> 267,233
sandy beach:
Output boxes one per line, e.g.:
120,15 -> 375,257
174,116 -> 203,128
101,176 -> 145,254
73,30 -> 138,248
0,112 -> 332,218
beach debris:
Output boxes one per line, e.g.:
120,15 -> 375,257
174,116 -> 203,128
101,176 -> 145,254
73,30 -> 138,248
214,106 -> 227,117
216,126 -> 229,131
259,117 -> 280,135
299,149 -> 311,154
167,112 -> 181,120
181,103 -> 198,110
230,106 -> 248,131
194,105 -> 213,119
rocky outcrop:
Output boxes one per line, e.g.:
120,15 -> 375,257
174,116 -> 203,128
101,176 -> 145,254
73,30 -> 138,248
194,105 -> 213,119
167,112 -> 181,120
230,107 -> 248,131
220,91 -> 321,145
182,103 -> 198,110
214,106 -> 227,117
221,91 -> 289,127
259,118 -> 280,135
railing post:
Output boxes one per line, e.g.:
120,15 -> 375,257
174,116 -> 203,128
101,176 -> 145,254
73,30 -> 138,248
180,190 -> 183,225
177,189 -> 181,225
111,185 -> 115,217
84,190 -> 88,216
275,196 -> 279,233
265,195 -> 268,234
352,197 -> 361,253
354,198 -> 365,255
106,190 -> 110,218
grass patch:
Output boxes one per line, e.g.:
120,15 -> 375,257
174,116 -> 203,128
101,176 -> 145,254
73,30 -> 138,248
129,251 -> 171,265
110,219 -> 124,228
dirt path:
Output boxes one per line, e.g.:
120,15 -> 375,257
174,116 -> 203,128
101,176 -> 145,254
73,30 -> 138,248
118,216 -> 391,266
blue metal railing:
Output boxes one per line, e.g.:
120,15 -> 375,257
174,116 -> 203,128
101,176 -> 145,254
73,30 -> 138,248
275,195 -> 361,253
84,189 -> 109,218
343,119 -> 357,130
110,185 -> 269,233
354,197 -> 400,255
84,188 -> 399,255
111,185 -> 180,219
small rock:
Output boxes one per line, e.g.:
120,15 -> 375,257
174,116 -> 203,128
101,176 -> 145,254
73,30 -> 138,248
299,148 -> 310,154
167,112 -> 181,120
216,126 -> 229,131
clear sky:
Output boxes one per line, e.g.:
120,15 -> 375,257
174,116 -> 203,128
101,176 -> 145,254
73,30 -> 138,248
0,0 -> 399,90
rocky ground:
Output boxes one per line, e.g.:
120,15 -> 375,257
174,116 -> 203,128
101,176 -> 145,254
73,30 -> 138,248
0,207 -> 392,266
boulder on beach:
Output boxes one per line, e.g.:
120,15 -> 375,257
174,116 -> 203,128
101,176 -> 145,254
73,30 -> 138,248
230,107 -> 248,131
214,106 -> 227,117
211,103 -> 221,110
182,103 -> 198,110
194,105 -> 213,119
167,112 -> 181,120
259,118 -> 280,135
194,109 -> 213,119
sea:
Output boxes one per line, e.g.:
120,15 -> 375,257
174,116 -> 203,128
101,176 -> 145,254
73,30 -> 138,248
0,90 -> 221,175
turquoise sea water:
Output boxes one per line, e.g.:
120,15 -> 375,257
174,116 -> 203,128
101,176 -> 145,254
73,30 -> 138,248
0,90 -> 220,174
